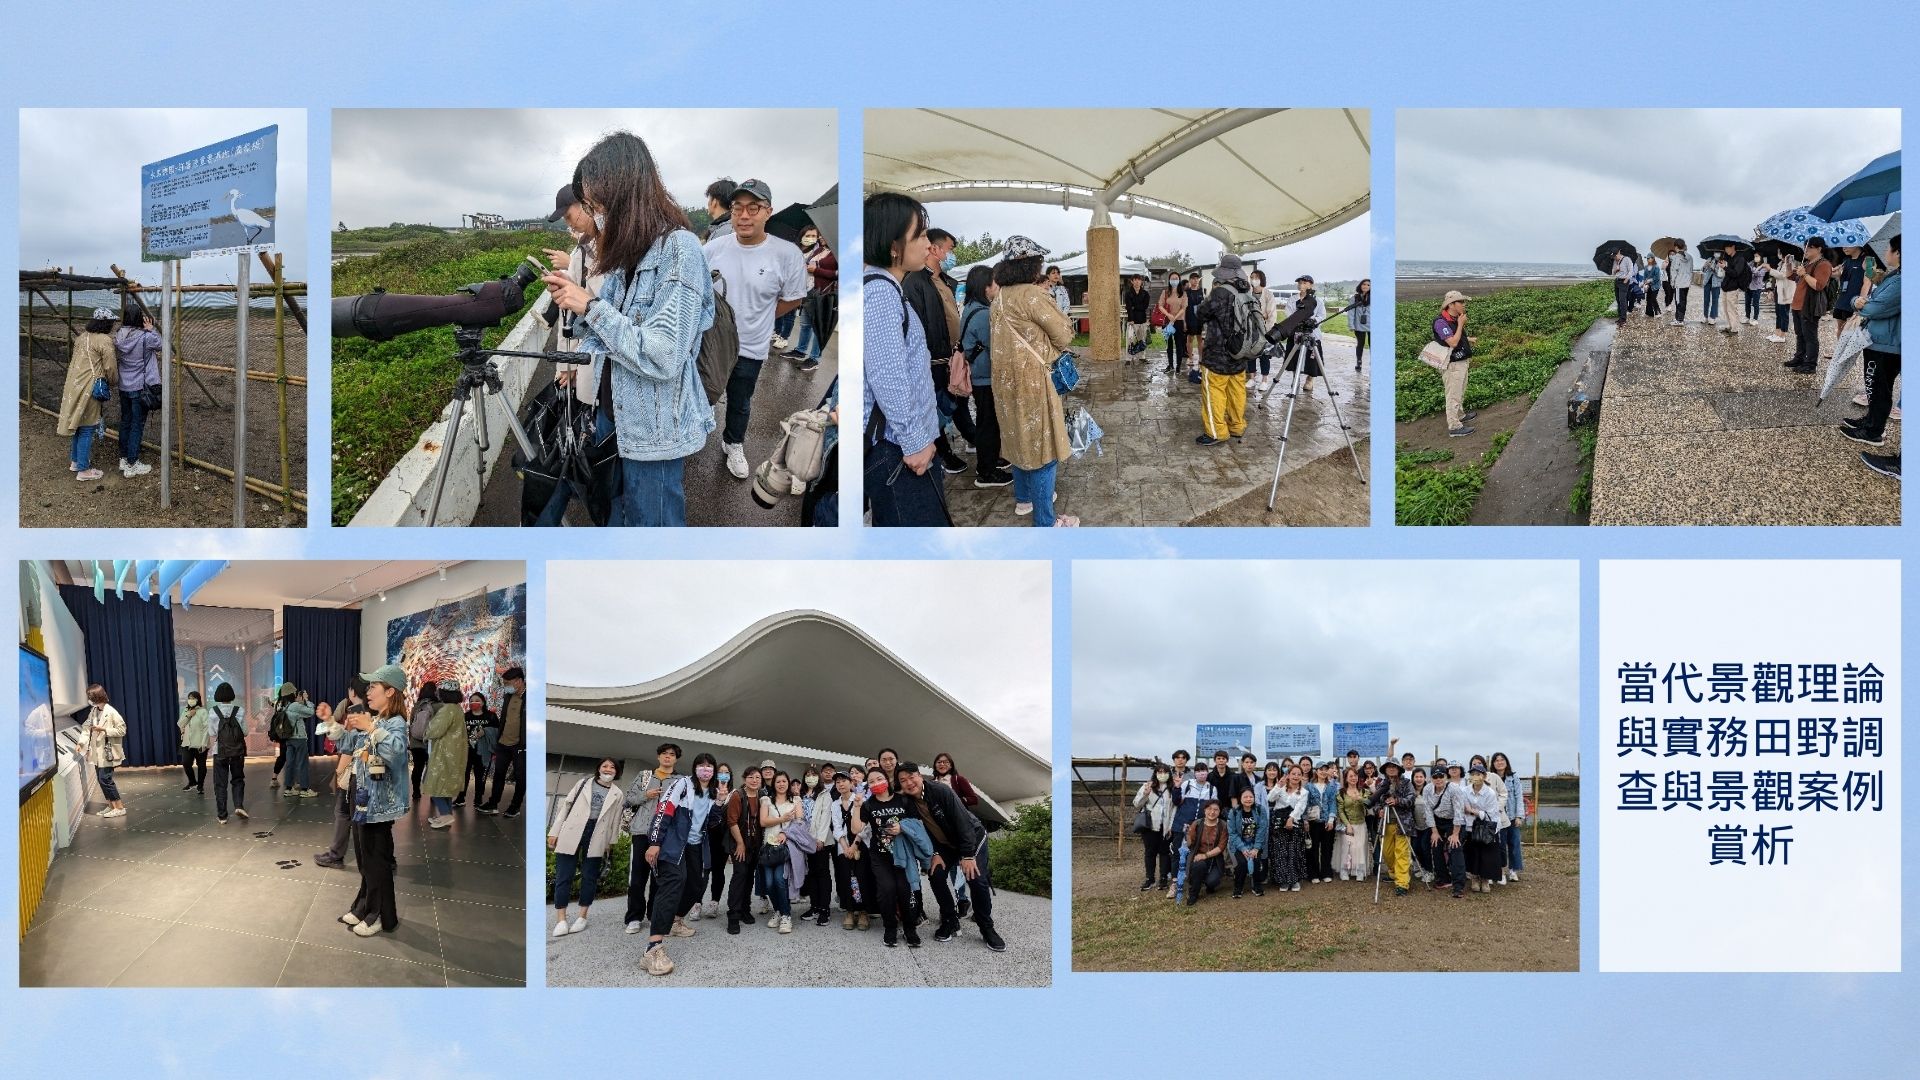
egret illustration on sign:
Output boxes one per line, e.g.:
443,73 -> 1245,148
1265,724 -> 1321,758
140,125 -> 277,260
1332,722 -> 1390,757
1194,724 -> 1254,760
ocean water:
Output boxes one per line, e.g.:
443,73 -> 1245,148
1398,259 -> 1603,281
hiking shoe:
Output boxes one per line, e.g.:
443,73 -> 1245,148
643,945 -> 675,976
980,926 -> 1007,952
1461,411 -> 1478,422
1840,425 -> 1885,446
856,913 -> 871,931
934,918 -> 959,942
1861,452 -> 1901,479
1447,426 -> 1474,437
974,469 -> 1013,488
843,912 -> 857,929
670,917 -> 696,938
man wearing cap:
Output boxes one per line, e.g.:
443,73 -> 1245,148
1367,760 -> 1417,896
621,741 -> 682,933
703,178 -> 810,481
477,667 -> 526,817
896,762 -> 1006,952
1196,254 -> 1253,446
1433,291 -> 1478,437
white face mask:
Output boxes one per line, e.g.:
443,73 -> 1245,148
599,771 -> 615,783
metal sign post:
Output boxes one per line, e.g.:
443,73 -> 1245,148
233,255 -> 248,527
160,260 -> 173,508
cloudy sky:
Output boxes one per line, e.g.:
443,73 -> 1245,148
923,204 -> 1371,282
1398,109 -> 1900,265
333,109 -> 837,228
1073,561 -> 1578,772
20,108 -> 307,286
547,561 -> 1050,755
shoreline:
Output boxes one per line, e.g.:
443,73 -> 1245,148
1396,276 -> 1597,302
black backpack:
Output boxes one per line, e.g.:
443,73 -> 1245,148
214,706 -> 247,756
268,704 -> 293,742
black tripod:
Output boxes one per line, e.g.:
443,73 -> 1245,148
1252,316 -> 1367,513
423,326 -> 580,526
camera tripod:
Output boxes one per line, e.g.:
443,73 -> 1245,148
422,325 -> 580,526
1252,326 -> 1367,512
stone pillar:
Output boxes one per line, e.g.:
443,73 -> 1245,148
1086,223 -> 1121,363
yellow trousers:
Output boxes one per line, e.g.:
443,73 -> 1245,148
1383,820 -> 1411,889
1201,368 -> 1247,438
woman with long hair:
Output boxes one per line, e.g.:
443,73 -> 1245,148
1268,766 -> 1312,891
1491,751 -> 1524,883
58,308 -> 118,483
1133,762 -> 1175,890
330,664 -> 411,936
958,265 -> 1010,487
1157,274 -> 1189,374
1333,768 -> 1369,882
177,689 -> 209,793
541,131 -> 715,527
673,753 -> 723,926
1248,270 -> 1278,393
1227,785 -> 1268,898
1306,762 -> 1339,883
1350,278 -> 1373,371
81,685 -> 127,816
548,758 -> 624,937
989,235 -> 1079,527
829,770 -> 871,929
758,771 -> 804,933
453,691 -> 496,809
111,304 -> 161,478
1459,764 -> 1505,893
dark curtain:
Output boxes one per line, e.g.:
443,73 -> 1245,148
58,584 -> 181,768
282,605 -> 362,752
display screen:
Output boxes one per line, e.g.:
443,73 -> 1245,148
20,644 -> 56,798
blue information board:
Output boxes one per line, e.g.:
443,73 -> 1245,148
141,126 -> 278,260
1265,724 -> 1321,757
1332,722 -> 1390,757
1194,724 -> 1254,760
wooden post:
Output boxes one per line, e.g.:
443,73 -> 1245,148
1114,758 -> 1123,859
24,291 -> 33,404
174,278 -> 186,469
1533,751 -> 1541,846
271,254 -> 291,513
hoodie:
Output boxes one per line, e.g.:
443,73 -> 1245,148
112,326 -> 161,393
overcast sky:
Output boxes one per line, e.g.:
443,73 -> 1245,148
1073,561 -> 1578,772
20,108 -> 307,286
547,561 -> 1050,756
333,109 -> 837,228
925,204 -> 1371,282
1398,109 -> 1900,264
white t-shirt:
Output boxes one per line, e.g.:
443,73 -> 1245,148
703,231 -> 808,361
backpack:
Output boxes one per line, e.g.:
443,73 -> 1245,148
214,706 -> 246,756
268,704 -> 293,742
1822,263 -> 1842,311
696,270 -> 741,406
750,403 -> 834,507
1226,287 -> 1264,361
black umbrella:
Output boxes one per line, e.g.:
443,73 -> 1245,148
1696,234 -> 1754,259
1593,240 -> 1638,273
766,184 -> 838,251
1752,237 -> 1801,263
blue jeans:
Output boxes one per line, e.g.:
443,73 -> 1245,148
1703,283 -> 1720,319
611,456 -> 686,527
756,859 -> 791,917
1503,823 -> 1524,872
1012,462 -> 1058,526
774,310 -> 797,341
1744,289 -> 1763,320
283,737 -> 310,789
552,840 -> 602,909
118,389 -> 149,464
72,421 -> 102,470
794,314 -> 822,360
430,796 -> 452,815
722,354 -> 764,444
95,765 -> 120,802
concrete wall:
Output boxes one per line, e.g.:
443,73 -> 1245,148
357,559 -> 525,670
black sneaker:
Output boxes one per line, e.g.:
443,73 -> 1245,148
1252,887 -> 1265,896
476,805 -> 498,815
1461,410 -> 1479,422
939,454 -> 969,474
1140,880 -> 1155,890
1840,425 -> 1885,446
781,349 -> 808,361
503,808 -> 521,819
1861,452 -> 1901,479
798,359 -> 820,373
980,926 -> 1007,952
1231,889 -> 1243,899
1196,434 -> 1225,446
883,929 -> 899,948
727,918 -> 741,935
904,926 -> 921,948
1448,426 -> 1475,437
741,911 -> 755,925
934,918 -> 958,942
974,469 -> 1013,488
956,897 -> 970,918
1843,415 -> 1870,429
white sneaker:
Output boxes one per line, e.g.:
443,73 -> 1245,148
553,919 -> 571,939
1290,884 -> 1300,892
569,916 -> 587,934
131,460 -> 152,476
778,915 -> 793,934
1014,492 -> 1057,517
338,912 -> 361,926
1507,871 -> 1520,883
703,901 -> 719,919
118,462 -> 134,478
756,897 -> 771,915
723,442 -> 749,479
686,905 -> 701,922
1890,407 -> 1901,422
351,919 -> 383,937
624,921 -> 643,935
428,815 -> 453,829
1853,392 -> 1871,408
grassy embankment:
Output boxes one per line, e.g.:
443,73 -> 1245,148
1395,281 -> 1611,525
331,230 -> 552,524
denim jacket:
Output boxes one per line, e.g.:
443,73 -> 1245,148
1306,780 -> 1338,823
580,229 -> 716,462
1859,268 -> 1900,354
1227,803 -> 1269,857
351,716 -> 411,823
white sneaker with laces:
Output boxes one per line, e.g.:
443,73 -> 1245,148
723,442 -> 749,479
131,460 -> 152,476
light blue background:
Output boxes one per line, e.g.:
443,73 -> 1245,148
2,0 -> 1916,1075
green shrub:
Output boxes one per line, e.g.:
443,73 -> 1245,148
1394,431 -> 1514,527
546,830 -> 635,901
1568,421 -> 1599,517
988,798 -> 1052,898
1395,280 -> 1612,422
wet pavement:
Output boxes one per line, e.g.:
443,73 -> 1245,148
1592,311 -> 1899,526
944,336 -> 1369,527
473,336 -> 837,527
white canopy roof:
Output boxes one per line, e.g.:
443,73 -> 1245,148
866,108 -> 1371,254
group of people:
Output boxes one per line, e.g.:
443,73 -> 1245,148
1132,740 -> 1527,905
862,189 -> 1361,526
1610,233 -> 1902,480
74,665 -> 529,941
549,744 -> 1006,977
532,132 -> 836,526
57,305 -> 163,484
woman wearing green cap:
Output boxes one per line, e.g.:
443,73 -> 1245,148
328,663 -> 412,937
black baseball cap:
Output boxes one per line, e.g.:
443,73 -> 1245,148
547,184 -> 579,222
730,178 -> 773,205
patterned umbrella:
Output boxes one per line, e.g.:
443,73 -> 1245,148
1757,206 -> 1873,249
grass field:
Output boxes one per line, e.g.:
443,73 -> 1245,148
330,229 -> 552,524
1395,280 -> 1612,423
331,223 -> 460,254
1395,430 -> 1512,526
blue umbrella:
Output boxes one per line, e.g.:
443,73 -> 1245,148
1758,206 -> 1873,249
1809,150 -> 1900,222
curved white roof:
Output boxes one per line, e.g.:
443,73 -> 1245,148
865,108 -> 1371,254
548,610 -> 1052,806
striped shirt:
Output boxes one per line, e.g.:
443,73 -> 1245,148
861,265 -> 939,453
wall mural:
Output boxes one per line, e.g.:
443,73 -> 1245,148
385,583 -> 527,706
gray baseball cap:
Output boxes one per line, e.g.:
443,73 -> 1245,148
729,178 -> 772,205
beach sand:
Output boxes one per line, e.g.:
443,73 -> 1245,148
1396,277 -> 1595,302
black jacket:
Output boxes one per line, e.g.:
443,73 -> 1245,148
1123,283 -> 1152,323
914,777 -> 986,856
1200,281 -> 1249,375
1219,770 -> 1257,814
903,268 -> 957,364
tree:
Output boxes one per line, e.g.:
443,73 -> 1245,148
1128,249 -> 1196,268
952,232 -> 1005,265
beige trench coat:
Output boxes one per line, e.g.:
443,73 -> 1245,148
989,283 -> 1074,471
58,331 -> 117,436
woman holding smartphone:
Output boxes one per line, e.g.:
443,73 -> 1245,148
325,663 -> 412,937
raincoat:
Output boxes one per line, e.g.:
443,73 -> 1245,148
58,331 -> 117,435
988,282 -> 1074,471
421,702 -> 467,799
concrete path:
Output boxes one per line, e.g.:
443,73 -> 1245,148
1592,312 -> 1899,525
1468,318 -> 1614,526
944,336 -> 1369,527
546,885 -> 1052,987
